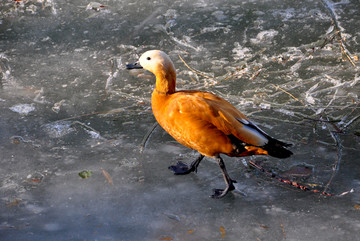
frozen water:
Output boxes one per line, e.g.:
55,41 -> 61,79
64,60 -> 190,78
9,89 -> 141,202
1,0 -> 359,240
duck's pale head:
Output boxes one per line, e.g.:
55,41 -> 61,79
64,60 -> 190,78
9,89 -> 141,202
127,50 -> 176,94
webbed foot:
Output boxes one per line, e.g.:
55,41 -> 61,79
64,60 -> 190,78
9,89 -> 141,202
168,161 -> 194,175
168,154 -> 204,175
211,182 -> 236,199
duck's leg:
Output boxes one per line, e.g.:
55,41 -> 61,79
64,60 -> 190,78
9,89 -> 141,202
169,154 -> 204,175
211,156 -> 236,198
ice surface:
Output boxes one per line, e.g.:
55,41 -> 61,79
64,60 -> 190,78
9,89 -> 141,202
9,104 -> 35,115
0,0 -> 359,240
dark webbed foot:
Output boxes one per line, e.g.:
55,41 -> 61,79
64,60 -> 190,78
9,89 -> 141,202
211,181 -> 236,198
168,154 -> 204,175
169,161 -> 194,175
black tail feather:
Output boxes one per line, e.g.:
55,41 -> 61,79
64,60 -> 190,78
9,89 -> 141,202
263,138 -> 293,159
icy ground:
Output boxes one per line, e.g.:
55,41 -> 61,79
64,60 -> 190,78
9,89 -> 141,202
0,0 -> 359,240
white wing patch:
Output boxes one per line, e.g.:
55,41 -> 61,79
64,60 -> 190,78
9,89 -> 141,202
237,118 -> 269,146
242,125 -> 268,146
237,118 -> 250,125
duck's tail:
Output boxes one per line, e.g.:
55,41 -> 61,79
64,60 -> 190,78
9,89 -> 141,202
262,137 -> 293,159
227,134 -> 293,158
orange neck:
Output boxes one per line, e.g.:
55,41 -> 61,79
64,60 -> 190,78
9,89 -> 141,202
154,64 -> 176,95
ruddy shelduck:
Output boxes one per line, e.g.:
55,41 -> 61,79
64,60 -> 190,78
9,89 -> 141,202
127,50 -> 292,198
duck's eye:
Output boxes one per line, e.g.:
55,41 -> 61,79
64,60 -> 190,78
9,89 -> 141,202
146,57 -> 151,60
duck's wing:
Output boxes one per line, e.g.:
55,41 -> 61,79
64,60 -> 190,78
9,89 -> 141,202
167,91 -> 266,146
187,91 -> 270,145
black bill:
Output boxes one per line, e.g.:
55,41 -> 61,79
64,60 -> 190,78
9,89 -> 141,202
126,62 -> 143,69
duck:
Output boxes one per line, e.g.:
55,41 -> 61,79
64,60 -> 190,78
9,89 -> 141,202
126,50 -> 293,198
